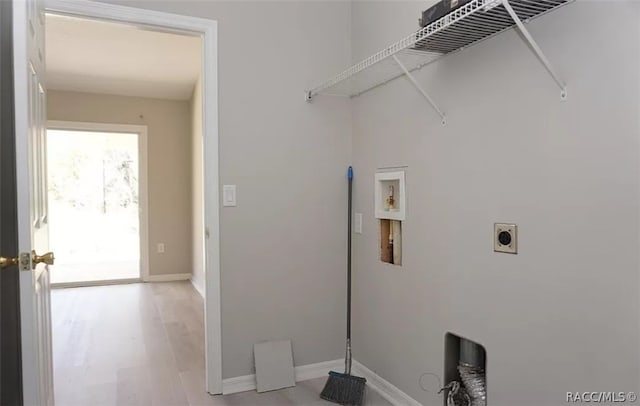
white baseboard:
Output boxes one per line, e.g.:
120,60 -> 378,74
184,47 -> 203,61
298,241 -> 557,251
294,359 -> 343,382
221,374 -> 255,395
51,278 -> 141,289
190,277 -> 205,298
144,273 -> 191,282
222,359 -> 343,395
221,358 -> 422,405
352,360 -> 422,406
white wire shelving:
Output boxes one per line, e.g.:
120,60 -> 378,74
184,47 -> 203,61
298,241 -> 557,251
305,0 -> 573,125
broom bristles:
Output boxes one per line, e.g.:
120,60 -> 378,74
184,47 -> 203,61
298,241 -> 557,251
320,371 -> 366,405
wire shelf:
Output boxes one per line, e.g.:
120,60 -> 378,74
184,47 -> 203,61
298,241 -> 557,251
307,0 -> 572,100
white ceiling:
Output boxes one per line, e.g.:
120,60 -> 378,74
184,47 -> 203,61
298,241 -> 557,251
46,14 -> 202,100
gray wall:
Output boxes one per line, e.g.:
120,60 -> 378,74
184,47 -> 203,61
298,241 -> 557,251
95,0 -> 352,379
350,1 -> 640,405
47,90 -> 193,277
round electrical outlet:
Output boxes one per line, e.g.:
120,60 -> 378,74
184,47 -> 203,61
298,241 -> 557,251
494,223 -> 517,254
498,231 -> 512,246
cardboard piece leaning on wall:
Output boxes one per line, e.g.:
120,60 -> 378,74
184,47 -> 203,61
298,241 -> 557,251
254,339 -> 295,392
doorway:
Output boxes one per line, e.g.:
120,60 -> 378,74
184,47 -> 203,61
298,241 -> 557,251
8,0 -> 222,401
43,0 -> 222,396
47,123 -> 148,286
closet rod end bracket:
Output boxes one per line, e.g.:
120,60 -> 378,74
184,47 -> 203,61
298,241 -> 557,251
560,87 -> 568,101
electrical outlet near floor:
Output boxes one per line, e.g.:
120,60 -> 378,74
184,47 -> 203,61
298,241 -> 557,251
494,223 -> 517,254
157,243 -> 165,254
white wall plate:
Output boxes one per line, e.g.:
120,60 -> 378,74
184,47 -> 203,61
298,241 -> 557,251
494,223 -> 517,254
223,185 -> 237,207
355,213 -> 363,234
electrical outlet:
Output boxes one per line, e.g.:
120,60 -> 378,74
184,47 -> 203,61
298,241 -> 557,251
157,243 -> 165,254
355,213 -> 363,234
494,223 -> 517,254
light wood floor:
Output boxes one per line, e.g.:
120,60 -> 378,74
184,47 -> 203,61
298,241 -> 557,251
52,282 -> 391,406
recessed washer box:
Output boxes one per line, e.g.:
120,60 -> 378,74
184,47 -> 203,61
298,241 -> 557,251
375,170 -> 406,221
494,223 -> 517,254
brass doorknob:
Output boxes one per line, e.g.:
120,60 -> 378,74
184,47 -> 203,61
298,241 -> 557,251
0,256 -> 18,269
1,252 -> 55,269
32,251 -> 55,267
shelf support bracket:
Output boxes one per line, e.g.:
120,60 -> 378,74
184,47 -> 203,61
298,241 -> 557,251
502,0 -> 567,100
392,54 -> 446,126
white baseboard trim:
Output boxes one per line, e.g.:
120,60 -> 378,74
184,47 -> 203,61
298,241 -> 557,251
222,359 -> 343,395
294,359 -> 343,382
221,374 -> 255,395
221,358 -> 422,405
352,360 -> 422,406
144,273 -> 191,282
190,277 -> 205,298
51,278 -> 141,289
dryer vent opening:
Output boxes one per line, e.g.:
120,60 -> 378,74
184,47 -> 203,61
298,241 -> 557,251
444,332 -> 487,406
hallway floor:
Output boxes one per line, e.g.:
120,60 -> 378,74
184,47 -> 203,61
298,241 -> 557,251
52,282 -> 391,406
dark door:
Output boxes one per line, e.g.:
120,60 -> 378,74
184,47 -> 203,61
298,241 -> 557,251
0,0 -> 24,404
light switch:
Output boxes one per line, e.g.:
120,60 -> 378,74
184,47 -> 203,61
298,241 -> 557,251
354,213 -> 363,234
223,185 -> 237,207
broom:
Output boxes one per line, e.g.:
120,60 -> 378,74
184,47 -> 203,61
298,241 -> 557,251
320,166 -> 366,406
